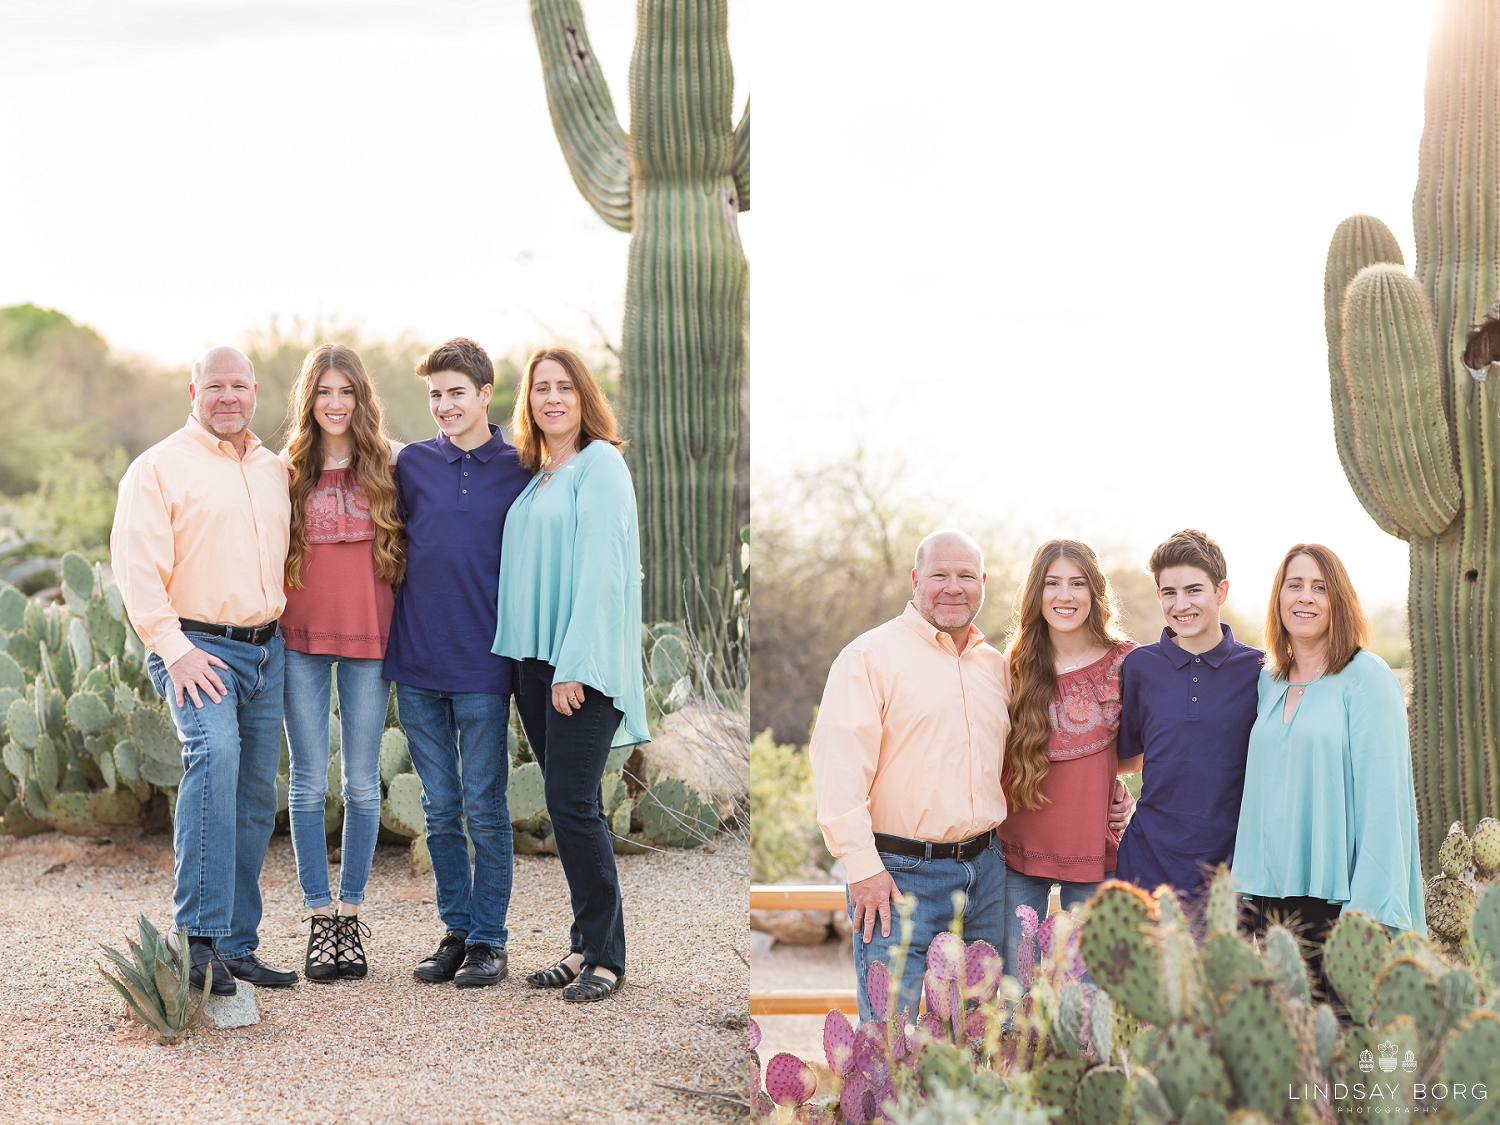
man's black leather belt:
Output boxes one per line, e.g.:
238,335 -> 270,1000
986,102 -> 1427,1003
873,828 -> 995,862
180,618 -> 280,645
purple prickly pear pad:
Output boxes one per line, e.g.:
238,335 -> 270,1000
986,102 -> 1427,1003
823,1009 -> 855,1074
763,1052 -> 817,1107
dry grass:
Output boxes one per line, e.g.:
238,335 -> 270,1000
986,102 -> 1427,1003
0,828 -> 749,1125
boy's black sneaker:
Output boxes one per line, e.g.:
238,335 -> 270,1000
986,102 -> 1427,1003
453,943 -> 508,988
412,929 -> 469,983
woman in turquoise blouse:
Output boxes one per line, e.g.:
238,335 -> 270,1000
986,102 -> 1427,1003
493,347 -> 648,1004
1233,543 -> 1426,995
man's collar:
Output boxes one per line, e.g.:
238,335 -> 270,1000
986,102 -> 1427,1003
900,601 -> 984,655
183,414 -> 262,460
437,423 -> 505,463
1160,622 -> 1235,668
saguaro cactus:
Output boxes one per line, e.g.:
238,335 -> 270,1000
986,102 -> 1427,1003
1323,0 -> 1500,867
532,0 -> 749,624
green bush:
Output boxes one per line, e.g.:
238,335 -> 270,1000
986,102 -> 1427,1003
749,729 -> 829,883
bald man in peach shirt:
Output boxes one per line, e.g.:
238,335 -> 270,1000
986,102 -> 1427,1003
811,529 -> 1133,1022
111,345 -> 298,995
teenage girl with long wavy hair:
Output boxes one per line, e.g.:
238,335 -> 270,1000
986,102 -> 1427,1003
279,343 -> 405,983
998,539 -> 1139,980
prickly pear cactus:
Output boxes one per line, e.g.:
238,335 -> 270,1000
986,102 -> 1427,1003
1321,1 -> 1500,863
1474,817 -> 1500,876
1441,821 -> 1474,878
532,0 -> 749,623
1323,910 -> 1391,1025
380,772 -> 425,839
1079,882 -> 1171,1026
0,555 -> 179,838
1214,982 -> 1299,1116
639,776 -> 718,847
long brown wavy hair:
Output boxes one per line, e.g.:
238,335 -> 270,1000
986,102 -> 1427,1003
283,343 -> 405,588
511,347 -> 623,473
1003,539 -> 1128,811
1263,543 -> 1368,680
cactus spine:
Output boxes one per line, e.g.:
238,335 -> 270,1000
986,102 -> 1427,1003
1323,0 -> 1500,864
532,0 -> 749,623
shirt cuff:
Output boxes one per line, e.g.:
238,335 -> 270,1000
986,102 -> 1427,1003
152,628 -> 194,669
842,844 -> 886,885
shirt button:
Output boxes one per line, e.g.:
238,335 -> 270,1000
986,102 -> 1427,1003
1192,697 -> 1198,702
462,489 -> 468,494
464,472 -> 469,477
1192,677 -> 1198,682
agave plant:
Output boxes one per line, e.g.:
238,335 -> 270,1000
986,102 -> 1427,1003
97,915 -> 209,1043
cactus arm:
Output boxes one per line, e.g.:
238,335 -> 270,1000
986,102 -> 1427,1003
530,0 -> 633,232
1325,215 -> 1410,538
1339,264 -> 1462,539
733,97 -> 749,210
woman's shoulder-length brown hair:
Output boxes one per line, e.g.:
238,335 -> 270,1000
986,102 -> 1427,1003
1263,542 -> 1370,680
510,347 -> 623,473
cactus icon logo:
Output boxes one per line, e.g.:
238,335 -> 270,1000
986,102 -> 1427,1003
1378,1042 -> 1399,1073
1359,1049 -> 1375,1074
1403,1050 -> 1418,1074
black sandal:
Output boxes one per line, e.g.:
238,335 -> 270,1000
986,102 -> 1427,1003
526,955 -> 582,989
562,966 -> 624,1003
304,915 -> 340,983
336,915 -> 371,980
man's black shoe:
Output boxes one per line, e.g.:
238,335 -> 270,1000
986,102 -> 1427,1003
221,952 -> 299,988
186,936 -> 237,996
453,943 -> 508,988
413,929 -> 469,983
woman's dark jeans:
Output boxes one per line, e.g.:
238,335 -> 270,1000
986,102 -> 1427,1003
514,658 -> 627,975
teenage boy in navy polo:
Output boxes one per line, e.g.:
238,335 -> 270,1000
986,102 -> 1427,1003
1116,529 -> 1262,905
384,337 -> 531,988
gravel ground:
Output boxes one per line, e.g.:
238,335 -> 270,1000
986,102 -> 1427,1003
0,828 -> 750,1125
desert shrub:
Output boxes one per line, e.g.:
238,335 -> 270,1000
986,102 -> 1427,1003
749,729 -> 828,883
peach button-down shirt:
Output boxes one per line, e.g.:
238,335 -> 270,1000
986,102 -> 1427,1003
110,416 -> 292,669
810,601 -> 1011,884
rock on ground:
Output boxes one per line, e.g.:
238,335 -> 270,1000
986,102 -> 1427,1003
636,703 -> 749,820
750,908 -> 833,945
197,981 -> 259,1029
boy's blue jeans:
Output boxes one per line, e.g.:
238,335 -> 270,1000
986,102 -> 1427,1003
282,651 -> 387,908
848,837 -> 1007,1024
395,684 -> 513,949
147,633 -> 284,958
1003,867 -> 1112,986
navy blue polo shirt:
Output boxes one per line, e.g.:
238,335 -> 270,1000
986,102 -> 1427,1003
383,425 -> 532,695
1115,623 -> 1262,903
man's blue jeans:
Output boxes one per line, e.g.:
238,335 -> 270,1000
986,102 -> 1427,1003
395,684 -> 513,949
283,651 -> 387,908
849,837 -> 1007,1024
1003,867 -> 1112,986
147,633 -> 284,958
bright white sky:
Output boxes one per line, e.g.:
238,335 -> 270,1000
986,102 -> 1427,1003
0,0 -> 749,363
0,2 -> 1450,607
752,0 -> 1444,608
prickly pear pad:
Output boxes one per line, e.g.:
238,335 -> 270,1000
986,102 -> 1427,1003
1079,881 -> 1171,1026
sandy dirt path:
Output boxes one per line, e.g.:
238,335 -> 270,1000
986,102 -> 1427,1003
0,829 -> 749,1125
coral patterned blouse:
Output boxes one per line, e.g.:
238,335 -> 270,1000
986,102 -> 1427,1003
280,468 -> 395,660
999,642 -> 1136,882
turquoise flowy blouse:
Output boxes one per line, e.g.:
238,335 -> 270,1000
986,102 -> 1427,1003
492,441 -> 649,749
1231,649 -> 1425,934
